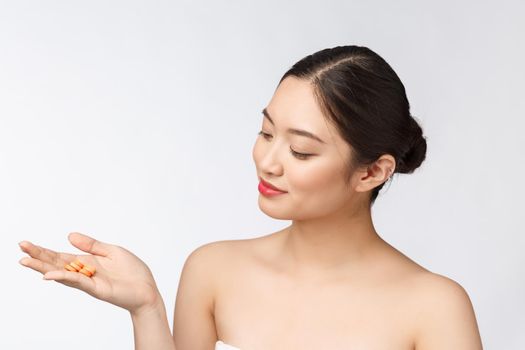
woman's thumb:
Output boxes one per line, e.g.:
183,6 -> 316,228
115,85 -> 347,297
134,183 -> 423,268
68,232 -> 112,257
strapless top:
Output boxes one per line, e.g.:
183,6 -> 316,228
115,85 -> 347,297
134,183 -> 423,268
216,340 -> 242,350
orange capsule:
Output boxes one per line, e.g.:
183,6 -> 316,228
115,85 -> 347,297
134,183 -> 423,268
79,268 -> 93,277
69,262 -> 82,271
64,264 -> 77,272
73,260 -> 84,269
83,265 -> 96,275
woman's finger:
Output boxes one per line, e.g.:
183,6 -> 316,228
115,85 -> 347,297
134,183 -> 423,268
19,241 -> 77,266
68,232 -> 113,257
43,269 -> 96,295
19,256 -> 58,275
19,241 -> 59,265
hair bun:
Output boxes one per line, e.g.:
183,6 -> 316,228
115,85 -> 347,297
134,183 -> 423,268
397,117 -> 427,174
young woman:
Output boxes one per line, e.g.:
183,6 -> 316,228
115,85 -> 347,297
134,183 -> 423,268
18,45 -> 483,350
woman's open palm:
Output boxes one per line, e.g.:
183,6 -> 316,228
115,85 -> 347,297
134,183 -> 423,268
18,232 -> 161,314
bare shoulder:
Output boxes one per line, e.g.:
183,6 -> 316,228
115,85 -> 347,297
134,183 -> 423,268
176,238 -> 254,306
375,241 -> 483,349
185,236 -> 259,268
406,271 -> 483,349
180,236 -> 262,288
408,271 -> 476,315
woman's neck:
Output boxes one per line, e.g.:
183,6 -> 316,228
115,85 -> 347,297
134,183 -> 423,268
279,204 -> 383,277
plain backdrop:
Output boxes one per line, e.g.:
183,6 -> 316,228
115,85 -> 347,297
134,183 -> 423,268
1,0 -> 524,349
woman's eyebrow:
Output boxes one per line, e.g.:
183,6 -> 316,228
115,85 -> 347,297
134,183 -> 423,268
262,108 -> 326,144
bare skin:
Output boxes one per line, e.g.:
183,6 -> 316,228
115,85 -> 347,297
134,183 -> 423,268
172,213 -> 483,349
18,233 -> 161,314
173,76 -> 483,349
18,76 -> 483,350
201,228 -> 483,350
215,229 -> 424,349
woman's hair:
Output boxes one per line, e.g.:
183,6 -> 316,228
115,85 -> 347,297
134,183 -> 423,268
278,45 -> 427,207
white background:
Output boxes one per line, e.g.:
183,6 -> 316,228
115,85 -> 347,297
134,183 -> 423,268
2,1 -> 524,348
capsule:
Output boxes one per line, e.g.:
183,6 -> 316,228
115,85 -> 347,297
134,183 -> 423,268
64,264 -> 77,272
83,265 -> 96,275
73,260 -> 84,269
69,262 -> 82,271
79,268 -> 93,277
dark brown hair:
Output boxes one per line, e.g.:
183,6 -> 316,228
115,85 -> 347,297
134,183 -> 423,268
278,45 -> 427,206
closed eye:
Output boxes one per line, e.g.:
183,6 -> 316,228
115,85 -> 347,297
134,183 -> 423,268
257,130 -> 313,160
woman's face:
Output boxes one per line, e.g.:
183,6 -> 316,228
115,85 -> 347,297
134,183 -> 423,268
252,76 -> 361,220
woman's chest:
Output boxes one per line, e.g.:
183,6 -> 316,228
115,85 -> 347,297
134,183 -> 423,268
213,269 -> 417,350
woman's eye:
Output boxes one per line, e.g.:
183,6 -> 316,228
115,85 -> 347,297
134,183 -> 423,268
290,148 -> 312,160
258,130 -> 272,140
258,130 -> 313,160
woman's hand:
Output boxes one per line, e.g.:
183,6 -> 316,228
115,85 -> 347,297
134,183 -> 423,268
18,232 -> 162,315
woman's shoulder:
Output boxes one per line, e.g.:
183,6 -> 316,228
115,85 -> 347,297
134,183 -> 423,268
182,232 -> 274,271
406,269 -> 475,310
379,247 -> 480,347
403,270 -> 481,347
189,233 -> 269,253
377,241 -> 473,301
377,240 -> 470,293
191,228 -> 281,255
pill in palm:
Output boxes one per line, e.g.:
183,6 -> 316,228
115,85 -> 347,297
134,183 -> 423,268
64,260 -> 96,278
83,265 -> 96,275
69,262 -> 82,271
79,268 -> 93,277
64,264 -> 77,272
73,260 -> 84,269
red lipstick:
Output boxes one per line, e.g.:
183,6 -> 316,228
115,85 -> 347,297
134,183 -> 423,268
258,178 -> 287,196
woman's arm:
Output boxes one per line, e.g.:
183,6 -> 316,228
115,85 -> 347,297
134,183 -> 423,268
130,296 -> 176,350
172,242 -> 222,350
132,241 -> 222,350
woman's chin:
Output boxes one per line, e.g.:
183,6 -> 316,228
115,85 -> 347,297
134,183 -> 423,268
257,197 -> 294,220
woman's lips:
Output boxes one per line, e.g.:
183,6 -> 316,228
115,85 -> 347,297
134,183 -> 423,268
258,178 -> 287,196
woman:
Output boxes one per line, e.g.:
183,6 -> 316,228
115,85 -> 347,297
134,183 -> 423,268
18,45 -> 483,350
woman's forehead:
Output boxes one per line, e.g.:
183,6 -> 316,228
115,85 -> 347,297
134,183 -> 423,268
266,76 -> 343,146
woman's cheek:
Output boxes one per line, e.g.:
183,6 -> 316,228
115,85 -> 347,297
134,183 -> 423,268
288,162 -> 335,192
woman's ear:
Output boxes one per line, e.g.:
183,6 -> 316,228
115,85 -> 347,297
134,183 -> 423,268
354,155 -> 396,193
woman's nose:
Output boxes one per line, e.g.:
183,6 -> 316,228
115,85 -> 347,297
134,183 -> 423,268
257,144 -> 284,176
